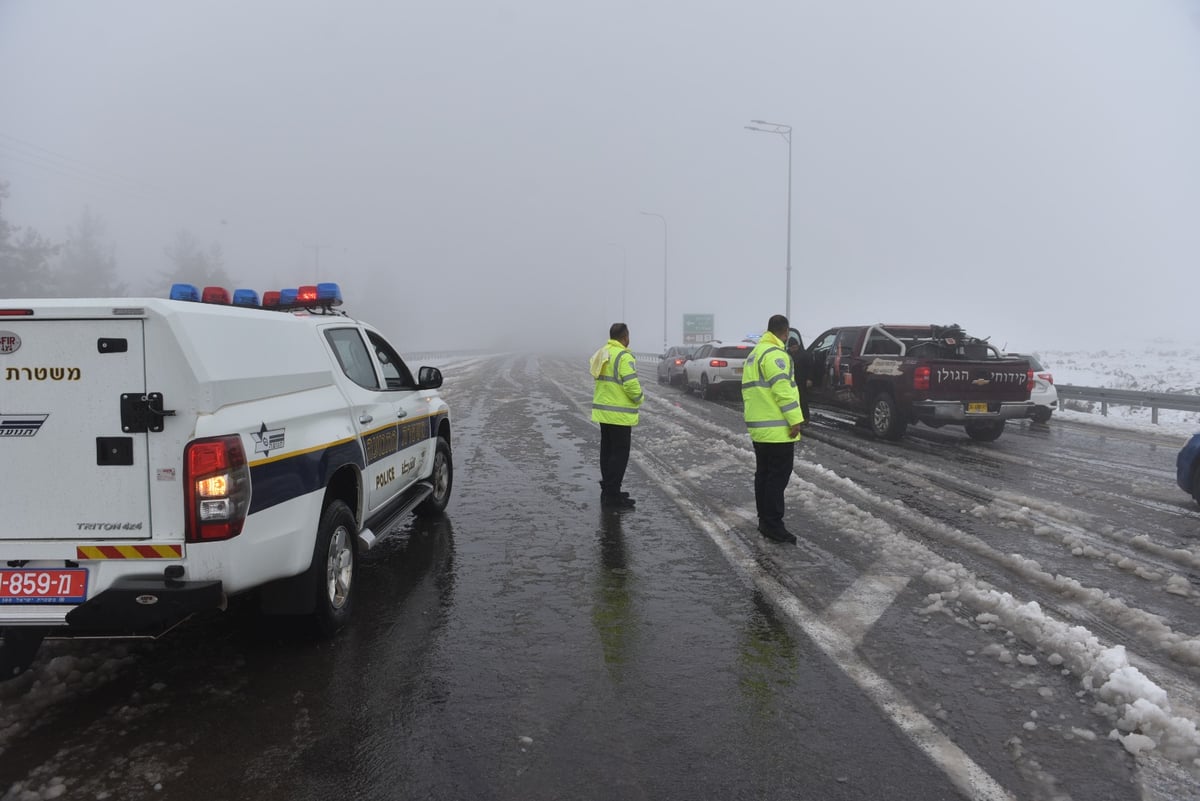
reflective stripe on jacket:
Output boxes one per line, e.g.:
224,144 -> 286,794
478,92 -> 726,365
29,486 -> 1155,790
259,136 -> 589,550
742,331 -> 804,442
592,340 -> 643,426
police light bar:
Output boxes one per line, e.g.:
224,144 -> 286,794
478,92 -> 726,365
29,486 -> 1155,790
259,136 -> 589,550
279,288 -> 299,306
202,286 -> 231,304
170,283 -> 201,302
232,289 -> 260,307
261,291 -> 281,308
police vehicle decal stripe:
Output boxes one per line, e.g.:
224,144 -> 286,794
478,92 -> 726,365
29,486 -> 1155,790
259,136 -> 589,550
249,439 -> 365,513
251,434 -> 358,467
247,410 -> 447,514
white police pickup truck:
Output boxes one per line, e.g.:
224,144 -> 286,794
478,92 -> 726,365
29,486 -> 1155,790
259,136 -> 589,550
0,282 -> 452,678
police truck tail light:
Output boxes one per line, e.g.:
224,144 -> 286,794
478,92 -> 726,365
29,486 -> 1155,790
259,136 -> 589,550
183,435 -> 250,542
914,365 -> 931,391
710,359 -> 728,368
1027,370 -> 1035,394
1039,372 -> 1054,385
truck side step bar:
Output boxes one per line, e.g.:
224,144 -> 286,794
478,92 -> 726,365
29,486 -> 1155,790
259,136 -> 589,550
358,482 -> 433,551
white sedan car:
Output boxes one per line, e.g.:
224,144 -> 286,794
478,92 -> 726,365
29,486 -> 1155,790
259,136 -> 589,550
684,341 -> 754,400
1008,352 -> 1058,422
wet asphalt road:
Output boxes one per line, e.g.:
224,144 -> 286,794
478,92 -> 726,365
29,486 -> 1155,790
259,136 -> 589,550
2,352 -> 1199,801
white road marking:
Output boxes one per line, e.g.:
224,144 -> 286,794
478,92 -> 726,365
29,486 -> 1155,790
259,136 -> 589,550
821,572 -> 914,646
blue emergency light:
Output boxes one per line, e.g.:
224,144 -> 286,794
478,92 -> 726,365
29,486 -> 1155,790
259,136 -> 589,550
170,283 -> 201,302
279,288 -> 299,305
232,289 -> 260,307
316,282 -> 343,306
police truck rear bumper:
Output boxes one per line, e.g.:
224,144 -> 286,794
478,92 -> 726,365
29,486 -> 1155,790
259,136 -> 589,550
62,576 -> 224,634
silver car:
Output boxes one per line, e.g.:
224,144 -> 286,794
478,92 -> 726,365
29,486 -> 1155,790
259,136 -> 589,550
684,341 -> 754,400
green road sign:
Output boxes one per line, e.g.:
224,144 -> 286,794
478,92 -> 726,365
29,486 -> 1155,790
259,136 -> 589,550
682,313 -> 714,344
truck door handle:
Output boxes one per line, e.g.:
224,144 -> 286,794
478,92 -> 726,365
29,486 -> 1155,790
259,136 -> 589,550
359,413 -> 373,424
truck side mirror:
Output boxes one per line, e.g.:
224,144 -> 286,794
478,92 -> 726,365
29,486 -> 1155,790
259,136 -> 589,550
417,366 -> 443,389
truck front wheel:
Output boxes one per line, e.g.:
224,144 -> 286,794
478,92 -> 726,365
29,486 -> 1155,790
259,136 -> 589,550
870,392 -> 907,440
310,500 -> 356,637
965,420 -> 1005,442
415,437 -> 453,517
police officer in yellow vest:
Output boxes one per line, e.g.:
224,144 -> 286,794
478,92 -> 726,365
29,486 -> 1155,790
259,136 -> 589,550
742,314 -> 804,543
590,322 -> 643,509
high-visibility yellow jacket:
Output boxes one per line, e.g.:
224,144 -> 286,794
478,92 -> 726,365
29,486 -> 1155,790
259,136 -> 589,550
591,340 -> 643,426
742,331 -> 804,442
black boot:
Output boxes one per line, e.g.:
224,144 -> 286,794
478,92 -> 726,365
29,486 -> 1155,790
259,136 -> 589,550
758,522 -> 796,544
602,493 -> 635,509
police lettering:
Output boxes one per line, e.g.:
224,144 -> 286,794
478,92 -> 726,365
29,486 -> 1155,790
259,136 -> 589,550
375,467 -> 396,489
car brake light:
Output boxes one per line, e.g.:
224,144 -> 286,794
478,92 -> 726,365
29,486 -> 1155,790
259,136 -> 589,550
1027,369 -> 1035,394
710,359 -> 728,368
1038,372 -> 1054,385
914,365 -> 930,391
674,358 -> 685,365
183,435 -> 251,542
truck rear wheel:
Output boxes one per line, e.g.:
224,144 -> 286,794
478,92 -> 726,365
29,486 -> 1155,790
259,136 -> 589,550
415,437 -> 453,517
1190,468 -> 1200,508
310,500 -> 356,637
965,420 -> 1005,442
870,392 -> 907,440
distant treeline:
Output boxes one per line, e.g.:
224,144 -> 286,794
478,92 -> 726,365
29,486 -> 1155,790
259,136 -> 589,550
0,179 -> 230,298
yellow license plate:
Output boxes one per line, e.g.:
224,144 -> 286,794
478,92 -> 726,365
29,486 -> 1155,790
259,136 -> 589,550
967,402 -> 988,414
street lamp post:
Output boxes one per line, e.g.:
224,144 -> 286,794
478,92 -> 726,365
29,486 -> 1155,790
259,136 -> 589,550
640,211 -> 668,350
606,242 -> 628,322
745,120 -> 793,320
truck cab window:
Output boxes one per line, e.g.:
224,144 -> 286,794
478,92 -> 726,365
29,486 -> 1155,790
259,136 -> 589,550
367,331 -> 415,389
325,328 -> 380,389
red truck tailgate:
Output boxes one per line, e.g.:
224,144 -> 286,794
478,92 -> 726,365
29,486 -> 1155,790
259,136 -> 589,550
926,359 -> 1030,402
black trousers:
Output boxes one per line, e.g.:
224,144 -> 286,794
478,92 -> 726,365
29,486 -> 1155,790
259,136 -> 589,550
599,423 -> 632,495
753,440 -> 795,529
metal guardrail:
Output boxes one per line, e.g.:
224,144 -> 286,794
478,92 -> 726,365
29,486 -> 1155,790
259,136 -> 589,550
1056,385 -> 1200,423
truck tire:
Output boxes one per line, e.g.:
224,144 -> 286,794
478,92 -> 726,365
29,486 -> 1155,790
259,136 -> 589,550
415,437 -> 453,517
1031,407 -> 1052,424
0,628 -> 45,681
310,500 -> 356,637
965,420 -> 1005,442
870,392 -> 907,440
1190,468 -> 1200,508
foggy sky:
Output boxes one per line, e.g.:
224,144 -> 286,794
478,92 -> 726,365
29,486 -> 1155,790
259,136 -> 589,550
2,1 -> 1199,355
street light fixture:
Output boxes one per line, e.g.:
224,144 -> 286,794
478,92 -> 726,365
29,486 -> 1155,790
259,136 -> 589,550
606,242 -> 628,321
745,119 -> 793,320
639,211 -> 668,351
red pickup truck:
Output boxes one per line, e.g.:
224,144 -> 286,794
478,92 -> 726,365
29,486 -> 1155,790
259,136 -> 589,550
803,324 -> 1033,441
